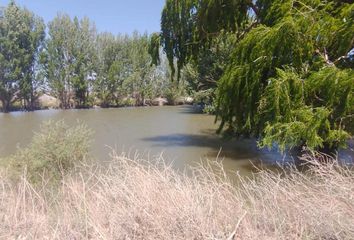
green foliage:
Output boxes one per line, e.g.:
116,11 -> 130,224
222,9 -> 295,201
71,17 -> 97,107
160,0 -> 197,80
217,17 -> 314,136
157,0 -> 354,152
118,97 -> 136,107
193,89 -> 215,105
5,120 -> 93,183
305,67 -> 354,121
163,83 -> 181,105
149,32 -> 161,66
203,104 -> 216,115
259,66 -> 353,152
42,15 -> 169,110
157,0 -> 251,81
95,32 -> 164,107
0,1 -> 45,112
1,4 -> 173,112
260,107 -> 350,152
124,32 -> 157,106
179,32 -> 235,97
42,14 -> 96,109
94,33 -> 129,107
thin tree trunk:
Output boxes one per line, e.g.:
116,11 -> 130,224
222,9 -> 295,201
28,86 -> 35,111
1,99 -> 10,113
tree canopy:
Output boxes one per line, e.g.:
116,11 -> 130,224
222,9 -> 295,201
42,14 -> 97,108
153,0 -> 354,152
0,1 -> 45,112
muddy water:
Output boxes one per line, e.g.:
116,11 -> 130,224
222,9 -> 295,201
0,106 -> 353,175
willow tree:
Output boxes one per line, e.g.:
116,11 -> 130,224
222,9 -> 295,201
153,0 -> 354,153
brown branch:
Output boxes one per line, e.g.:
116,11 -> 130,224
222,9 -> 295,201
315,47 -> 350,66
237,20 -> 258,41
333,55 -> 348,64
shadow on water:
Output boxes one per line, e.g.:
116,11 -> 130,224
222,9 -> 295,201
178,105 -> 205,114
179,105 -> 354,166
175,105 -> 297,166
141,133 -> 297,166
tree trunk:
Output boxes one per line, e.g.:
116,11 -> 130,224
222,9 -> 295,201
28,91 -> 35,111
1,99 -> 10,113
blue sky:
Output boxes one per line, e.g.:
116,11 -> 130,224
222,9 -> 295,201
0,0 -> 165,35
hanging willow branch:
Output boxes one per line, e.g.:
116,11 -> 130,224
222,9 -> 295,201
153,0 -> 354,152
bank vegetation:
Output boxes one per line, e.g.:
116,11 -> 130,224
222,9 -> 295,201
0,121 -> 353,239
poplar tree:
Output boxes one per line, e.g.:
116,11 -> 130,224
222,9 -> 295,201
42,14 -> 96,108
71,17 -> 97,107
95,33 -> 130,107
124,32 -> 156,106
0,1 -> 44,112
95,32 -> 158,107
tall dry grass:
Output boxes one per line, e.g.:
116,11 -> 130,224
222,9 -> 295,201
0,152 -> 353,239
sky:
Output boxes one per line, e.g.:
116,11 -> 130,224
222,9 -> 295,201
0,0 -> 165,35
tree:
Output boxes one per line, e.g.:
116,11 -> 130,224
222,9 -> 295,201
94,32 -> 161,107
154,0 -> 354,153
71,17 -> 97,108
0,1 -> 45,112
42,14 -> 75,109
42,14 -> 96,109
94,33 -> 130,107
123,32 -> 156,106
18,7 -> 45,111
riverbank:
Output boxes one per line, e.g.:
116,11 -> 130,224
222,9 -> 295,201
0,94 -> 195,113
1,152 -> 353,239
1,121 -> 353,239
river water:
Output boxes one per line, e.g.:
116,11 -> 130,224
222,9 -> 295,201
1,106 -> 353,175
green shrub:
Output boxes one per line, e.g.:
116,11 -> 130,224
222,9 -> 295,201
5,120 -> 93,183
193,89 -> 215,105
203,104 -> 216,114
164,88 -> 179,105
119,97 -> 136,107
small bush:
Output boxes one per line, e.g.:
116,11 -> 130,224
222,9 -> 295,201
119,97 -> 136,107
163,83 -> 184,105
193,89 -> 217,114
5,120 -> 93,183
193,89 -> 215,105
202,104 -> 216,114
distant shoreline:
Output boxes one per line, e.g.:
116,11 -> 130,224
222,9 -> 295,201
0,95 -> 195,113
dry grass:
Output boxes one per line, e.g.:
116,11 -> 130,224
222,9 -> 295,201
0,152 -> 353,239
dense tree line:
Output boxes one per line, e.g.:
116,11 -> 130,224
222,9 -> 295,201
0,1 -> 171,112
151,0 -> 354,153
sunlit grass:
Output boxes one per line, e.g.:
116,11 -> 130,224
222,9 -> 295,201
0,151 -> 353,239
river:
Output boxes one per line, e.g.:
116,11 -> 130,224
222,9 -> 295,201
1,106 -> 353,175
